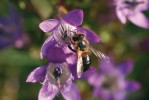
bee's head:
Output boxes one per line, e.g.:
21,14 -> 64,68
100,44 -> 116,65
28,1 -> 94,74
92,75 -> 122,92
72,34 -> 84,41
78,34 -> 84,39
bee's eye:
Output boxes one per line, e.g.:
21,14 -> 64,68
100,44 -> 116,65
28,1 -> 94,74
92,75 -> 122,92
73,36 -> 78,41
78,34 -> 84,39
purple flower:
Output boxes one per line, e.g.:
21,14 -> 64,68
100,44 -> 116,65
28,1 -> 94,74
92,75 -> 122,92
40,35 -> 77,64
26,63 -> 81,100
88,60 -> 140,100
115,0 -> 149,29
38,9 -> 99,79
39,35 -> 96,79
39,9 -> 100,59
0,3 -> 29,49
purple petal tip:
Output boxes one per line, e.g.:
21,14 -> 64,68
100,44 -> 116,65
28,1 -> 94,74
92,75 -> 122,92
39,19 -> 60,32
62,9 -> 84,26
26,66 -> 47,83
127,81 -> 141,92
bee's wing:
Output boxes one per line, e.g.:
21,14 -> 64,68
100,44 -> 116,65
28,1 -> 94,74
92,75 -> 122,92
77,53 -> 83,78
90,46 -> 110,63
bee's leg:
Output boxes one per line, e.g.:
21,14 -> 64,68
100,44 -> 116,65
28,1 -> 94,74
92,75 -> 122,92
68,45 -> 76,52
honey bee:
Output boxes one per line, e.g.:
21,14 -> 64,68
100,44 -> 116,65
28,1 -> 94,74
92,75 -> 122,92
57,24 -> 110,78
68,32 -> 110,78
69,33 -> 91,78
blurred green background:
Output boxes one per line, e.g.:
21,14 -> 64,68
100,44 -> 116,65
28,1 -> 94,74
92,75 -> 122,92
0,0 -> 149,100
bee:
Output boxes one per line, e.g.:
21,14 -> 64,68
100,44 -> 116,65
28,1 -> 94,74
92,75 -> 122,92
68,32 -> 110,78
57,24 -> 110,78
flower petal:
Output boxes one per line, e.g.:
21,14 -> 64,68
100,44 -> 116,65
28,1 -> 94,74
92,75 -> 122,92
126,80 -> 141,92
41,34 -> 75,63
128,12 -> 149,29
63,46 -> 77,65
118,60 -> 133,75
68,64 -> 78,79
93,87 -> 101,97
88,73 -> 104,87
61,83 -> 81,100
116,6 -> 127,24
93,88 -> 111,100
113,91 -> 126,100
135,0 -> 149,11
47,45 -> 72,63
26,66 -> 47,83
100,60 -> 114,73
39,19 -> 60,32
62,9 -> 83,26
78,27 -> 100,44
40,35 -> 55,59
38,81 -> 58,100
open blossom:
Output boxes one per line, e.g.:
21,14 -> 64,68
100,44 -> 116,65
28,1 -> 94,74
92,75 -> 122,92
0,3 -> 29,49
39,9 -> 100,59
88,60 -> 140,100
115,0 -> 149,29
26,44 -> 95,100
39,9 -> 99,78
38,34 -> 96,79
26,63 -> 81,100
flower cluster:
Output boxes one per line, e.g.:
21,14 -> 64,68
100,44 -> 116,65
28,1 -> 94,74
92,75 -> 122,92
26,9 -> 99,100
26,9 -> 140,100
